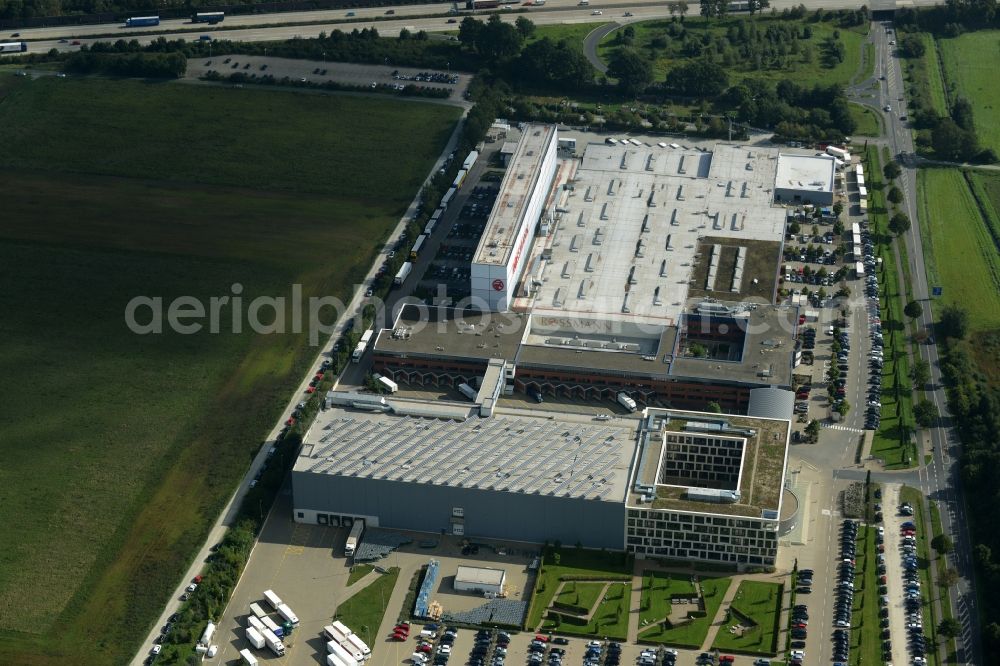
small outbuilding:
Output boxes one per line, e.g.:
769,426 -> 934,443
454,565 -> 506,595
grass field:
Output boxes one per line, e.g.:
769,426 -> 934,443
638,576 -> 732,648
555,581 -> 607,613
529,21 -> 605,57
335,567 -> 402,648
850,103 -> 881,136
348,564 -> 375,587
598,17 -> 864,84
527,549 -> 631,631
0,73 -> 458,665
711,581 -> 782,655
639,571 -> 698,629
938,31 -> 1000,156
849,525 -> 881,666
543,581 -> 631,640
916,169 -> 1000,332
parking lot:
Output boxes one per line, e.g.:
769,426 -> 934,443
185,56 -> 471,102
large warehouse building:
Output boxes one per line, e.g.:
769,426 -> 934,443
292,401 -> 790,567
373,131 -> 807,412
773,152 -> 837,206
471,124 -> 558,311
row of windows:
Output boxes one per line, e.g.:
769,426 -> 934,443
626,536 -> 776,561
627,543 -> 774,566
627,509 -> 772,531
627,528 -> 774,548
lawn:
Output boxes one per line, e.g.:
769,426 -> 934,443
348,564 -> 375,587
335,567 -> 402,648
529,21 -> 606,57
849,103 -> 881,136
638,576 -> 732,649
526,548 -> 631,631
850,525 -> 882,666
711,581 -> 782,656
639,571 -> 698,629
542,582 -> 631,640
929,500 -> 958,661
555,581 -> 607,613
916,169 -> 1000,332
938,30 -> 1000,156
598,17 -> 865,85
0,73 -> 458,666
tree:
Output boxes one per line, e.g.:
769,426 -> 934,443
911,359 -> 931,387
748,0 -> 770,14
836,399 -> 851,416
940,304 -> 969,339
938,618 -> 961,638
833,219 -> 844,235
805,419 -> 821,438
458,16 -> 483,49
914,399 -> 938,427
706,401 -> 722,413
932,533 -> 954,556
833,201 -> 844,216
904,300 -> 923,319
899,33 -> 926,58
884,160 -> 902,180
665,59 -> 729,97
514,16 -> 536,39
888,185 -> 903,204
932,117 -> 979,162
941,567 -> 960,588
889,212 -> 912,236
608,49 -> 653,96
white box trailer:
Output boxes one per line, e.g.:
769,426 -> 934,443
263,589 -> 282,610
249,602 -> 268,620
394,261 -> 413,285
617,392 -> 637,412
345,632 -> 372,660
262,628 -> 285,656
240,648 -> 259,666
463,150 -> 479,170
339,639 -> 366,663
277,602 -> 299,627
200,621 -> 216,646
260,614 -> 283,637
325,623 -> 352,644
458,382 -> 478,401
332,620 -> 353,637
375,374 -> 398,393
246,626 -> 266,649
248,615 -> 265,633
329,639 -> 360,666
329,653 -> 356,666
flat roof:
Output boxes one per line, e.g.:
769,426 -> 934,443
527,143 -> 786,328
455,566 -> 506,586
374,305 -> 525,362
628,409 -> 790,518
296,405 -> 638,502
474,125 -> 557,267
774,153 -> 836,194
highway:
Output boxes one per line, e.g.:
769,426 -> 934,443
7,0 -> 946,55
867,21 -> 981,665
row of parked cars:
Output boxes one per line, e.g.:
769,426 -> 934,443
898,515 -> 928,665
830,520 -> 858,665
864,270 -> 885,431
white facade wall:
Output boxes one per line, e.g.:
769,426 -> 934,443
471,129 -> 558,311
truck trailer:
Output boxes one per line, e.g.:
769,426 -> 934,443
345,632 -> 372,660
240,648 -> 259,666
394,262 -> 413,285
328,653 -> 356,666
616,392 -> 637,413
246,626 -> 266,649
125,15 -> 160,26
276,602 -> 299,627
462,150 -> 479,170
352,328 -> 374,363
328,639 -> 360,666
262,589 -> 282,610
325,623 -> 352,644
200,622 -> 216,646
249,602 -> 268,620
248,615 -> 266,633
410,235 -> 427,259
344,519 -> 365,557
262,628 -> 285,656
374,374 -> 399,393
458,383 -> 478,401
260,614 -> 283,637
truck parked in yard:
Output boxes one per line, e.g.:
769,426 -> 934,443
374,374 -> 398,393
262,628 -> 285,656
263,589 -> 282,610
277,602 -> 299,627
394,262 -> 413,286
345,632 -> 371,660
240,648 -> 259,665
248,615 -> 266,634
246,626 -> 265,649
345,520 -> 365,557
458,383 -> 478,401
616,392 -> 637,412
329,638 -> 360,666
328,652 -> 355,666
325,623 -> 352,644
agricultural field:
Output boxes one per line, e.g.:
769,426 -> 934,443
938,31 -> 1000,156
711,580 -> 782,655
0,73 -> 459,665
598,17 -> 865,84
917,169 -> 1000,333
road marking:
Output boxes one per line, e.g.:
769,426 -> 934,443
823,424 -> 865,434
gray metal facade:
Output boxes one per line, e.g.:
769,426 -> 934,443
292,472 -> 625,550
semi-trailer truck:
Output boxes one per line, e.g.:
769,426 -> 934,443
262,628 -> 285,656
277,602 -> 299,627
248,615 -> 266,633
458,383 -> 478,401
240,648 -> 259,665
352,328 -> 374,363
394,262 -> 413,285
340,639 -> 365,663
262,589 -> 282,610
260,614 -> 283,637
616,392 -> 637,412
374,374 -> 398,393
246,626 -> 266,649
192,11 -> 225,23
325,623 -> 352,644
249,602 -> 268,620
462,150 -> 479,170
332,620 -> 352,637
125,15 -> 160,26
345,632 -> 372,660
200,621 -> 216,646
0,41 -> 28,52
328,652 -> 355,666
344,519 -> 365,557
328,638 -> 360,666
